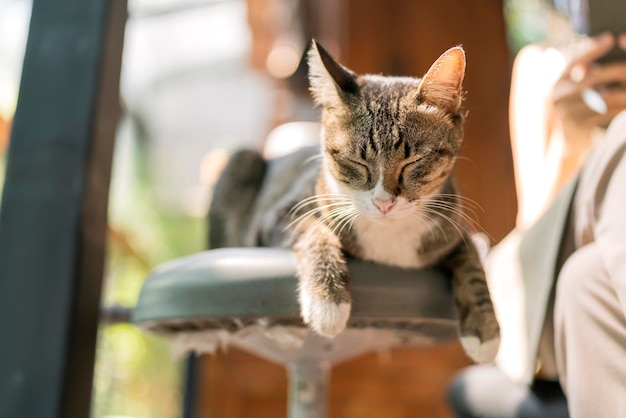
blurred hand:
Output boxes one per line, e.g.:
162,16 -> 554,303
552,32 -> 626,133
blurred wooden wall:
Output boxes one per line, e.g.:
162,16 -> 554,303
195,0 -> 516,417
333,0 -> 517,244
198,343 -> 470,418
0,115 -> 10,153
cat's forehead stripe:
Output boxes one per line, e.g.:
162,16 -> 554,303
364,100 -> 378,155
393,129 -> 404,151
360,93 -> 409,158
359,142 -> 367,160
404,140 -> 411,159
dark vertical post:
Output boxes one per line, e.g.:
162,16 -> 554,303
183,354 -> 200,418
0,0 -> 127,417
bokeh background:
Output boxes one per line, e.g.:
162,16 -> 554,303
0,0 -> 563,417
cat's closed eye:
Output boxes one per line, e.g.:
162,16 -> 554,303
336,158 -> 371,186
399,152 -> 438,184
401,158 -> 423,172
400,153 -> 429,174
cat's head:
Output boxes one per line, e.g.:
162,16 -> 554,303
308,41 -> 466,222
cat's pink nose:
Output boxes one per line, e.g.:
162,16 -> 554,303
373,198 -> 396,214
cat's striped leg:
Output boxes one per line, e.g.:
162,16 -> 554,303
293,226 -> 351,338
444,239 -> 500,364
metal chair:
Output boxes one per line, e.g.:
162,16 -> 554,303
132,141 -> 461,417
133,247 -> 457,418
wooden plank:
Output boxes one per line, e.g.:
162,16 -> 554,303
0,0 -> 126,417
342,0 -> 516,243
196,343 -> 469,418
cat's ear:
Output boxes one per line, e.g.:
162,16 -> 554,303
308,40 -> 359,107
417,46 -> 466,113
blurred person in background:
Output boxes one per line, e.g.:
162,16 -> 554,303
448,2 -> 626,417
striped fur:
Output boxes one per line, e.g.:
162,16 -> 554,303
251,42 -> 499,363
223,44 -> 499,363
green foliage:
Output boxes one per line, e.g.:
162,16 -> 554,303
92,118 -> 207,418
504,0 -> 550,53
93,325 -> 183,418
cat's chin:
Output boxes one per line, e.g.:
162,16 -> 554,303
362,211 -> 411,223
360,214 -> 391,224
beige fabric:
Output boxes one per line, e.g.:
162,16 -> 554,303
489,179 -> 577,385
491,110 -> 626,394
552,110 -> 626,417
554,244 -> 626,416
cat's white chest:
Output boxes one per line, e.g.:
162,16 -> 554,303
353,217 -> 430,269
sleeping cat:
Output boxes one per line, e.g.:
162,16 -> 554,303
210,41 -> 500,363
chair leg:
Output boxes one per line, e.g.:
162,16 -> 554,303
182,354 -> 199,418
287,360 -> 331,418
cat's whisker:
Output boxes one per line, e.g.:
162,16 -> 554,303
290,195 -> 351,213
425,200 -> 479,226
302,153 -> 324,166
320,205 -> 358,236
287,205 -> 341,230
410,211 -> 443,243
331,209 -> 359,237
310,206 -> 354,233
417,212 -> 444,242
434,214 -> 471,249
454,155 -> 473,164
420,206 -> 469,247
291,193 -> 349,203
304,210 -> 341,238
291,201 -> 352,219
290,194 -> 351,214
427,198 -> 482,222
346,212 -> 361,232
307,213 -> 346,239
337,212 -> 360,237
423,200 -> 494,241
292,193 -> 350,203
286,202 -> 353,231
421,206 -> 467,235
326,207 -> 357,231
323,207 -> 346,230
289,208 -> 349,236
427,198 -> 481,221
433,194 -> 484,212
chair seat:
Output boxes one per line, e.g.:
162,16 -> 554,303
132,247 -> 458,341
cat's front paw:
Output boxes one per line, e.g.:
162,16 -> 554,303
299,287 -> 351,338
460,313 -> 500,364
460,335 -> 500,364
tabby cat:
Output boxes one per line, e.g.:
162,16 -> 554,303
211,41 -> 500,363
298,41 -> 501,363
